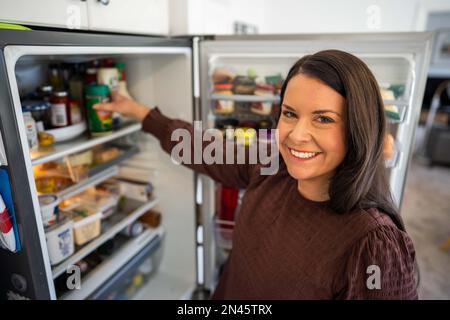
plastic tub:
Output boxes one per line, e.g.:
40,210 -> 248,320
71,207 -> 102,246
45,214 -> 74,265
38,194 -> 59,226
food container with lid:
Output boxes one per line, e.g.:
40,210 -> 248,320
62,188 -> 119,220
38,194 -> 59,226
21,99 -> 52,129
97,68 -> 119,91
45,213 -> 74,265
70,206 -> 102,246
50,91 -> 70,128
233,76 -> 256,95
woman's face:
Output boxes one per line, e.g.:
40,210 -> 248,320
277,74 -> 346,184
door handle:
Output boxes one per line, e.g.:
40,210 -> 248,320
97,0 -> 110,5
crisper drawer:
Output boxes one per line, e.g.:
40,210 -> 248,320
88,231 -> 163,300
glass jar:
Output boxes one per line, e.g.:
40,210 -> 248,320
48,64 -> 64,91
68,99 -> 82,125
22,100 -> 52,130
50,91 -> 70,128
36,85 -> 53,102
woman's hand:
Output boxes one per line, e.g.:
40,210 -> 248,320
93,92 -> 152,122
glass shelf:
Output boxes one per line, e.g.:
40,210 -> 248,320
31,122 -> 142,166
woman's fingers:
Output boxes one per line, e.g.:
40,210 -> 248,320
93,102 -> 116,112
110,91 -> 122,101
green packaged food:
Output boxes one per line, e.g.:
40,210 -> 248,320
85,84 -> 113,136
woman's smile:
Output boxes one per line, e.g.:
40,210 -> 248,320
287,147 -> 323,162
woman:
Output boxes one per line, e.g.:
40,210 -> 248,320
94,50 -> 418,299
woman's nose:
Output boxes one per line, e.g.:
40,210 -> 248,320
289,120 -> 312,144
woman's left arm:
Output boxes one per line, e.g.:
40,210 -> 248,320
337,225 -> 419,300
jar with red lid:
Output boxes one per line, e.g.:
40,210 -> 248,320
50,91 -> 70,128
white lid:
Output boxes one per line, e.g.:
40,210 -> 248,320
72,211 -> 102,228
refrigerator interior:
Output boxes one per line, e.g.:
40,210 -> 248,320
3,45 -> 197,300
198,34 -> 432,291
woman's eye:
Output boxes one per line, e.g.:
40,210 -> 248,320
282,110 -> 297,118
316,115 -> 334,124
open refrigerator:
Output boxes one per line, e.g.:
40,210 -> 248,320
0,30 -> 432,300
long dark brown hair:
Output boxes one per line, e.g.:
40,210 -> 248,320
279,49 -> 405,231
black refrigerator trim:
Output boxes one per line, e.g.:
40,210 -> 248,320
0,54 -> 52,300
0,29 -> 190,48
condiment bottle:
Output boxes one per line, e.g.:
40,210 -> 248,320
50,91 -> 70,128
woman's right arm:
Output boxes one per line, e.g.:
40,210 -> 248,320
94,93 -> 262,189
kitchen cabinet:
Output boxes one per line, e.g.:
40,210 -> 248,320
86,0 -> 169,35
0,0 -> 169,36
0,0 -> 89,30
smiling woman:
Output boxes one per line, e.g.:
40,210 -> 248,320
277,50 -> 401,229
278,74 -> 347,203
94,49 -> 418,300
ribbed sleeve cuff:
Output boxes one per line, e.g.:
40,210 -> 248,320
141,107 -> 172,141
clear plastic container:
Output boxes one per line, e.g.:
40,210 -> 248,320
69,207 -> 102,246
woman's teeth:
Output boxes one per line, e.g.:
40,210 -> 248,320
290,149 -> 319,159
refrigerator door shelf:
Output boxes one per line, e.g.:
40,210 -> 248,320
386,103 -> 408,124
52,197 -> 159,280
385,140 -> 402,170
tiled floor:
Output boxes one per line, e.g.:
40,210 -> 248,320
401,158 -> 450,299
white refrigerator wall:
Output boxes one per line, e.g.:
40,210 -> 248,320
120,53 -> 197,290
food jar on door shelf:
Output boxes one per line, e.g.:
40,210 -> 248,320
213,83 -> 234,114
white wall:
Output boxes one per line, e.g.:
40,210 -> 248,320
169,0 -> 265,35
169,0 -> 450,35
260,0 -> 418,33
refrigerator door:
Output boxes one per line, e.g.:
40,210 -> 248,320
197,33 -> 433,291
0,29 -> 196,300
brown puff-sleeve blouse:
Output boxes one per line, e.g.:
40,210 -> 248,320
142,107 -> 419,300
